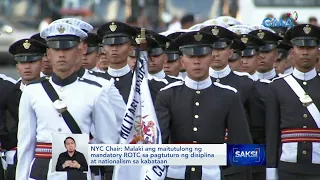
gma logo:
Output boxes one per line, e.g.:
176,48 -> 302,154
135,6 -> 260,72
262,11 -> 298,28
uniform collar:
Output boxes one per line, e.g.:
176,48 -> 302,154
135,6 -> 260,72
292,68 -> 317,81
283,67 -> 293,75
185,75 -> 212,90
51,72 -> 78,86
92,67 -> 105,73
149,70 -> 166,79
251,72 -> 259,81
18,81 -> 25,91
107,64 -> 131,77
76,67 -> 86,77
178,72 -> 187,79
256,69 -> 276,80
209,65 -> 231,78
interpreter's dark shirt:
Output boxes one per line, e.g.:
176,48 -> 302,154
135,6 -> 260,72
56,150 -> 88,172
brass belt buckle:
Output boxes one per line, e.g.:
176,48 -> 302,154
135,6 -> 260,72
53,99 -> 67,114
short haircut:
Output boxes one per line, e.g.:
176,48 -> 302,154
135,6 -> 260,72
309,17 -> 317,22
64,136 -> 76,144
180,14 -> 194,25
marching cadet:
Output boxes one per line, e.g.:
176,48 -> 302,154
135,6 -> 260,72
228,39 -> 245,72
155,31 -> 252,180
30,33 -> 53,77
266,24 -> 320,180
96,44 -> 109,72
274,41 -> 293,75
163,32 -> 185,79
5,38 -> 47,180
201,25 -> 265,180
82,33 -> 103,72
145,30 -> 182,83
249,29 -> 282,81
97,22 -> 168,104
16,22 -> 119,180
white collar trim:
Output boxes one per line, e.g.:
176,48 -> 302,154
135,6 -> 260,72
107,64 -> 131,77
149,70 -> 166,79
209,65 -> 231,78
292,68 -> 317,81
185,76 -> 212,90
256,69 -> 276,80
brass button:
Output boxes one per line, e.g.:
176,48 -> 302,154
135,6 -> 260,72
58,128 -> 62,132
196,90 -> 200,94
302,150 -> 307,155
194,115 -> 199,119
303,81 -> 307,85
193,127 -> 198,132
195,102 -> 200,106
116,78 -> 120,81
191,167 -> 196,171
216,79 -> 220,83
303,114 -> 308,118
303,126 -> 307,128
193,141 -> 197,143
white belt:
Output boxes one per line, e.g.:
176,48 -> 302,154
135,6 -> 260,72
5,150 -> 16,165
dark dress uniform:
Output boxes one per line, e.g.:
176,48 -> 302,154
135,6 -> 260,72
266,24 -> 320,180
201,25 -> 265,180
155,31 -> 252,180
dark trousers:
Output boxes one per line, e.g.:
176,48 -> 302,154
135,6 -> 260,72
30,158 -> 87,180
279,170 -> 320,180
252,166 -> 265,180
6,164 -> 16,180
223,166 -> 252,180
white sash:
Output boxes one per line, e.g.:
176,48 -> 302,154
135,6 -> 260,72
283,75 -> 320,128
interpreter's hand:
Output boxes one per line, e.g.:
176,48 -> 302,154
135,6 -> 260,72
62,160 -> 72,169
70,160 -> 81,169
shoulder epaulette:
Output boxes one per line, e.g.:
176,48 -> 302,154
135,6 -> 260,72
167,75 -> 184,81
160,81 -> 184,91
152,76 -> 169,85
233,71 -> 253,79
88,70 -> 111,80
0,74 -> 17,84
27,76 -> 48,85
259,79 -> 272,84
272,73 -> 290,82
213,82 -> 237,93
78,77 -> 102,88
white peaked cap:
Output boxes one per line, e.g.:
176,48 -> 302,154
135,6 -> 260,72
228,27 -> 251,35
216,16 -> 242,26
40,22 -> 88,40
250,24 -> 276,33
202,18 -> 229,28
51,18 -> 93,33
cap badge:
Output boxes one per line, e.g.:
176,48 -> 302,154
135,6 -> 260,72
212,20 -> 217,25
135,35 -> 141,44
211,26 -> 219,35
303,25 -> 311,34
194,32 -> 203,41
23,40 -> 31,49
278,33 -> 284,38
57,26 -> 65,34
241,35 -> 248,44
235,29 -> 241,35
109,22 -> 117,32
166,42 -> 170,48
223,18 -> 228,23
65,20 -> 71,25
257,30 -> 265,39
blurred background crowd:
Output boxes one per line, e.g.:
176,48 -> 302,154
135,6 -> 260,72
0,0 -> 319,78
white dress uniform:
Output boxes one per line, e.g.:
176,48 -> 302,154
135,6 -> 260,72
255,69 -> 278,81
16,22 -> 119,180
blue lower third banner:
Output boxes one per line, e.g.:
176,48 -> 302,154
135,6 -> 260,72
227,144 -> 266,166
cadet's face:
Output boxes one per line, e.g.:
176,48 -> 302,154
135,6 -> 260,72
74,42 -> 88,71
82,51 -> 99,70
241,55 -> 258,75
181,53 -> 212,81
228,59 -> 241,71
127,56 -> 137,70
148,53 -> 167,74
274,60 -> 286,74
104,42 -> 132,65
97,52 -> 109,71
211,47 -> 233,70
16,60 -> 42,82
47,45 -> 83,73
292,46 -> 318,71
41,54 -> 53,75
163,59 -> 181,77
65,138 -> 76,152
257,49 -> 277,73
